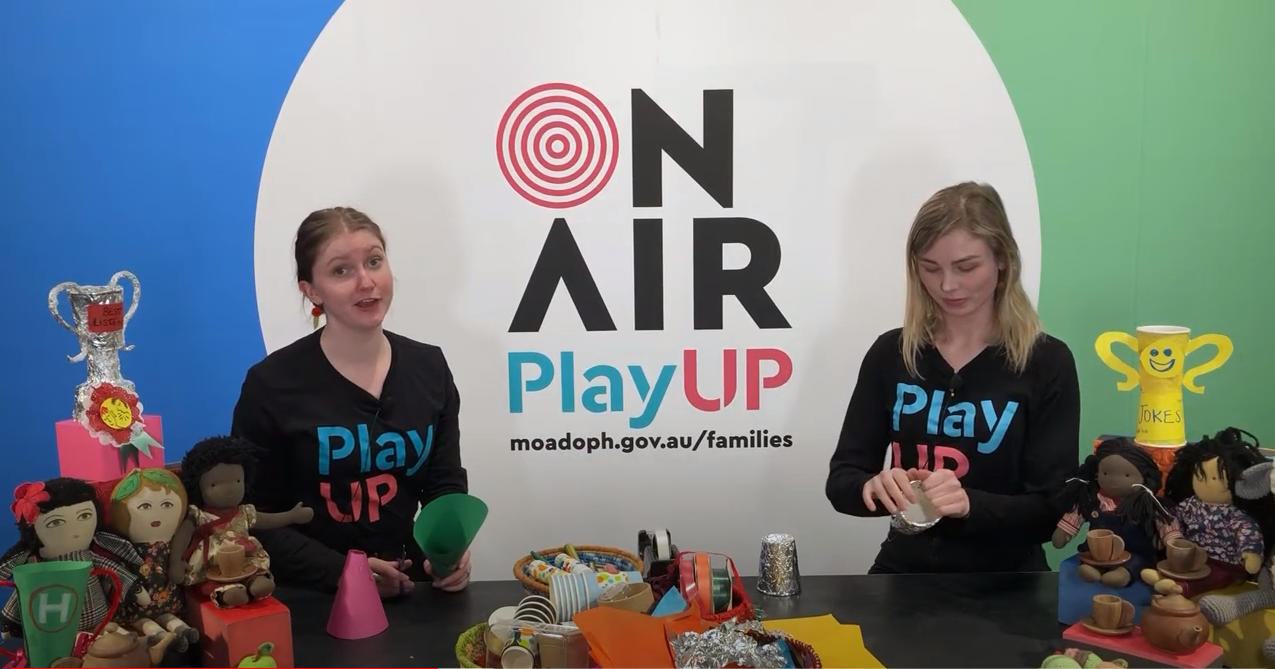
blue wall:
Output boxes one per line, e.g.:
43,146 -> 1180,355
3,0 -> 343,552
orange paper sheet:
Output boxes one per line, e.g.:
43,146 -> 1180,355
762,614 -> 885,669
572,602 -> 709,668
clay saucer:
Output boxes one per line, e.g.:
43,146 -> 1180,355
1079,551 -> 1131,568
1079,616 -> 1134,636
1156,560 -> 1211,581
206,564 -> 259,583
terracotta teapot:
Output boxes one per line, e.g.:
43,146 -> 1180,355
51,629 -> 176,668
1138,594 -> 1211,654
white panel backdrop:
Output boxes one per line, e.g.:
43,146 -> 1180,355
254,0 -> 1040,581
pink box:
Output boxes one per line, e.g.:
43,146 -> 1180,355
55,415 -> 165,483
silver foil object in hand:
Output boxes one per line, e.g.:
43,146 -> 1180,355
890,479 -> 941,534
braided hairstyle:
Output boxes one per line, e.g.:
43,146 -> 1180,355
1057,438 -> 1172,545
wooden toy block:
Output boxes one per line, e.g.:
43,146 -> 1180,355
56,414 -> 165,483
1058,554 -> 1154,626
185,593 -> 294,668
1199,581 -> 1275,669
1063,621 -> 1223,668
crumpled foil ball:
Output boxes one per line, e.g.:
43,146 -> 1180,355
667,618 -> 788,669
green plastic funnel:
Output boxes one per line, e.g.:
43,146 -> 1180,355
413,493 -> 488,578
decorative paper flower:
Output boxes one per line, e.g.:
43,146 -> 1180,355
11,482 -> 50,524
85,382 -> 143,446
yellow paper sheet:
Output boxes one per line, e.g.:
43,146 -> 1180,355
762,614 -> 885,668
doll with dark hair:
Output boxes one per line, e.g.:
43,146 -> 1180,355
0,478 -> 146,639
1139,428 -> 1271,598
1197,454 -> 1275,665
1052,438 -> 1181,588
173,435 -> 313,608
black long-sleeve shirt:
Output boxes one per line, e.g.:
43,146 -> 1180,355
231,329 -> 469,592
826,328 -> 1080,573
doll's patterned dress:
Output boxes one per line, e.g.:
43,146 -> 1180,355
118,540 -> 183,621
0,534 -> 143,638
182,504 -> 271,586
1173,495 -> 1264,563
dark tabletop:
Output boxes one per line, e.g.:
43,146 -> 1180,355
280,572 -> 1065,668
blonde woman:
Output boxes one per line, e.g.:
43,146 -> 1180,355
826,182 -> 1080,574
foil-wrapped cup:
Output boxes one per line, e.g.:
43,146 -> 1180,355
890,479 -> 941,535
756,533 -> 800,597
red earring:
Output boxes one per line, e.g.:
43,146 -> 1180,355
311,304 -> 323,329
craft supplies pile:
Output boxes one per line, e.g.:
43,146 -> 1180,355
454,535 -> 883,669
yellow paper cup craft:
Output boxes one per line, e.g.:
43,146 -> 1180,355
1095,325 -> 1233,447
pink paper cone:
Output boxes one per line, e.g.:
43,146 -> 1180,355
327,550 -> 389,640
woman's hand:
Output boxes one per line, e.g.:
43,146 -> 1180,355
425,550 -> 472,592
911,468 -> 970,518
136,588 -> 152,607
368,557 -> 416,598
861,468 -> 916,514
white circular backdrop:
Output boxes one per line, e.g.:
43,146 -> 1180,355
256,0 -> 1039,580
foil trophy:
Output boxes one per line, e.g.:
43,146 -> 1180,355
48,271 -> 163,476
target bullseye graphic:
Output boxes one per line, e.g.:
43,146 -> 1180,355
496,83 -> 619,209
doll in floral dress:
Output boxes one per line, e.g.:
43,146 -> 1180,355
107,467 -> 200,654
0,478 -> 145,639
1198,455 -> 1275,664
1140,428 -> 1274,598
174,436 -> 314,609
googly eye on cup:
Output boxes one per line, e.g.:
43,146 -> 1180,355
890,480 -> 941,535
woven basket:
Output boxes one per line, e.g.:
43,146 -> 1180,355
513,545 -> 644,595
748,630 -> 822,669
648,563 -> 756,624
454,621 -> 487,669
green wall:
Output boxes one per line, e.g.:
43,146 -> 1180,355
953,0 -> 1275,568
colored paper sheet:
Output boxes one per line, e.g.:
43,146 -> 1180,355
762,614 -> 885,669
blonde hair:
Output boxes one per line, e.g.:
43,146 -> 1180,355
108,468 -> 188,536
901,181 -> 1042,379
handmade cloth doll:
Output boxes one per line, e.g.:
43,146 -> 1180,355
1140,428 -> 1271,598
0,478 -> 145,639
175,436 -> 314,608
1198,458 -> 1275,664
1052,438 -> 1181,588
107,467 -> 200,653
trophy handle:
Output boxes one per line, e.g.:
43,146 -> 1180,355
1094,331 -> 1140,391
1183,333 -> 1234,394
47,282 -> 77,333
111,270 -> 141,325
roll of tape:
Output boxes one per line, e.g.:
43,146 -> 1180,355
653,528 -> 672,560
710,565 -> 732,613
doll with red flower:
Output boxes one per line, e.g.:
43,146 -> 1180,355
0,478 -> 146,639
